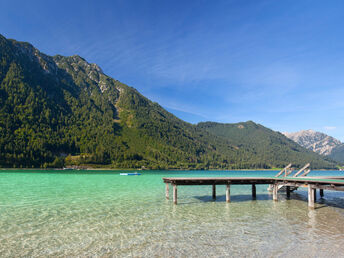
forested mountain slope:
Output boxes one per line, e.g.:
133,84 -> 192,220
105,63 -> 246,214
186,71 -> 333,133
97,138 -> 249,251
0,34 -> 237,169
197,121 -> 336,169
0,34 -> 337,169
329,145 -> 344,164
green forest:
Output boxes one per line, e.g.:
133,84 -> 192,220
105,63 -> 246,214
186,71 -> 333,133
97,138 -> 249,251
0,34 -> 337,169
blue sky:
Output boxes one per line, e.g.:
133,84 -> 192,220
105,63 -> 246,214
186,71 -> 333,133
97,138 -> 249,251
1,0 -> 344,140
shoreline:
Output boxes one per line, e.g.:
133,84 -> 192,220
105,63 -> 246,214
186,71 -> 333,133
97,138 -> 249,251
0,168 -> 341,172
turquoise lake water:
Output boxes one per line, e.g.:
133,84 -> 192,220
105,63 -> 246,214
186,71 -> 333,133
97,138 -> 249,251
1,170 -> 344,257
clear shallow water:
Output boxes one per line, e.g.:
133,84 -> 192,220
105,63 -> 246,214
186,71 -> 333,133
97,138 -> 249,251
0,170 -> 344,257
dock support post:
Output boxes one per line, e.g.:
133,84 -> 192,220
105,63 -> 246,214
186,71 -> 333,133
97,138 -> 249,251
212,184 -> 216,199
226,184 -> 231,203
308,185 -> 315,209
320,189 -> 324,197
252,184 -> 256,199
173,184 -> 177,205
286,186 -> 290,198
165,183 -> 169,200
314,188 -> 317,202
273,184 -> 278,201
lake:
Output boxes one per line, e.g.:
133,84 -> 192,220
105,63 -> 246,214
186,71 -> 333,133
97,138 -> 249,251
0,170 -> 344,257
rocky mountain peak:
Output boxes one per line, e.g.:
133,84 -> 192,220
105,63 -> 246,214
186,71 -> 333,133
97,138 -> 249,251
53,54 -> 110,93
10,39 -> 58,75
283,130 -> 342,156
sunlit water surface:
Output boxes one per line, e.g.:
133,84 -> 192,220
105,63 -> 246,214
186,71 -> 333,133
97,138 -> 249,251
0,170 -> 344,257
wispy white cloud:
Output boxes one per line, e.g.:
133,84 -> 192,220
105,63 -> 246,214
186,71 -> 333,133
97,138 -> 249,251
143,92 -> 209,119
324,126 -> 336,131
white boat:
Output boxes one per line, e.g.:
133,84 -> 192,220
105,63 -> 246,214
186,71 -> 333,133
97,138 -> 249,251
120,172 -> 141,176
63,167 -> 74,170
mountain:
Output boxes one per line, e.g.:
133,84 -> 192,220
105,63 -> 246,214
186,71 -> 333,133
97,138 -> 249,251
0,34 -> 238,169
330,145 -> 344,164
283,130 -> 341,155
197,121 -> 336,169
283,130 -> 344,163
0,34 -> 337,169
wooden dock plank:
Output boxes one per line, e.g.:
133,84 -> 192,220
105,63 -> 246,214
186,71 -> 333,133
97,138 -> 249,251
163,177 -> 344,186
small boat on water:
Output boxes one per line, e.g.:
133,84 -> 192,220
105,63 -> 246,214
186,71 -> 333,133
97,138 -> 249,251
63,167 -> 74,170
120,172 -> 141,176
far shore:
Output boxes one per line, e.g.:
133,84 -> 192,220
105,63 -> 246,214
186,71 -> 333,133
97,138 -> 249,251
0,167 -> 341,171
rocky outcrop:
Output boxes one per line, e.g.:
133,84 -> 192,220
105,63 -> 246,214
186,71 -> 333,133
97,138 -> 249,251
283,130 -> 344,163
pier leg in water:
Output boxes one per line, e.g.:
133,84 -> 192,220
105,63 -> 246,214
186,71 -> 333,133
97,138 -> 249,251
308,185 -> 315,209
286,186 -> 290,198
252,184 -> 256,199
320,189 -> 324,197
165,183 -> 169,200
173,184 -> 177,205
226,184 -> 231,203
314,189 -> 317,202
212,184 -> 216,199
273,184 -> 278,201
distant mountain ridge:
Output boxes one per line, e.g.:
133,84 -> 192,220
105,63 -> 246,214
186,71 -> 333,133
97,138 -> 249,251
0,34 -> 337,169
283,130 -> 341,155
197,122 -> 336,168
283,130 -> 344,163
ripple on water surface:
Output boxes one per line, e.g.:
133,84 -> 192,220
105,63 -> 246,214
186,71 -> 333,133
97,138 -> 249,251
0,170 -> 344,257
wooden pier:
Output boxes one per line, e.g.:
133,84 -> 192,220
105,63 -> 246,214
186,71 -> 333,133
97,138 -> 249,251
163,176 -> 344,208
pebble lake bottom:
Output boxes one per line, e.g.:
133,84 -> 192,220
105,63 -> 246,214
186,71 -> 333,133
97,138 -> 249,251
0,170 -> 343,257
